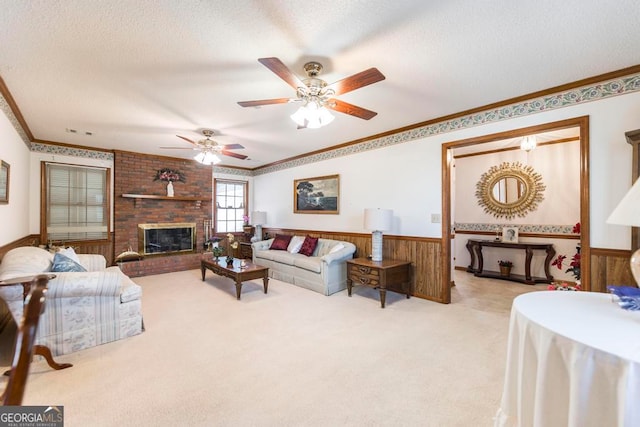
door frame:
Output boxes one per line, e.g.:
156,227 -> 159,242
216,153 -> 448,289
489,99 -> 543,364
440,116 -> 590,302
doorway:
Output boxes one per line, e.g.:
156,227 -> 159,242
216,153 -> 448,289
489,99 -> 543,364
440,116 -> 590,303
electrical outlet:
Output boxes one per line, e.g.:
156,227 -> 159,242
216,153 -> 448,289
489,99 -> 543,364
431,213 -> 441,223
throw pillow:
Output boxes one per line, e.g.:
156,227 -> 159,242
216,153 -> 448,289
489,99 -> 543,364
51,253 -> 87,272
299,236 -> 319,257
270,234 -> 293,251
329,243 -> 345,254
287,236 -> 305,254
58,247 -> 81,264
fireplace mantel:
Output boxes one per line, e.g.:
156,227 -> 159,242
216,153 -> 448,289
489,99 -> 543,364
121,194 -> 210,209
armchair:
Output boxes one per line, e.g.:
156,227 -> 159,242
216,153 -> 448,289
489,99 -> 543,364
0,246 -> 144,357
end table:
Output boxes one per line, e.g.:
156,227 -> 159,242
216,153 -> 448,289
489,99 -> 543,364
346,258 -> 412,308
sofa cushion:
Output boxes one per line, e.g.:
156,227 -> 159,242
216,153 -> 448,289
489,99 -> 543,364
0,246 -> 53,280
293,256 -> 322,273
51,253 -> 87,272
299,236 -> 319,256
270,250 -> 296,265
270,234 -> 292,251
287,236 -> 305,253
57,247 -> 81,264
316,240 -> 338,257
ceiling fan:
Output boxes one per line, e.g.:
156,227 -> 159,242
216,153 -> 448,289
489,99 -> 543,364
237,57 -> 385,128
161,129 -> 248,163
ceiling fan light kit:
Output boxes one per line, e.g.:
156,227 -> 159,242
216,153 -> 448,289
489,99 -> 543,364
238,57 -> 385,128
290,102 -> 335,129
164,129 -> 247,165
194,151 -> 221,165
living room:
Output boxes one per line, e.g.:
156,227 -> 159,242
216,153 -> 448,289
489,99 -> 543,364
1,2 -> 640,425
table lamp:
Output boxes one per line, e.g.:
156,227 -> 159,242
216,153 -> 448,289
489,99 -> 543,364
607,177 -> 640,285
364,208 -> 392,262
251,211 -> 267,243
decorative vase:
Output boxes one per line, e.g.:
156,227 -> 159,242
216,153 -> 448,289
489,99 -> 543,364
499,266 -> 511,277
226,256 -> 234,266
166,181 -> 174,197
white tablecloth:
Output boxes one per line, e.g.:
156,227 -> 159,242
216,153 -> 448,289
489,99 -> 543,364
495,291 -> 640,427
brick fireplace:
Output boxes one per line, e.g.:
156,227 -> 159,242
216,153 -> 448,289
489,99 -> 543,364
113,150 -> 212,277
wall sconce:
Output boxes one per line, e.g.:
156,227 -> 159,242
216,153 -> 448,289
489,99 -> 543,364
251,211 -> 267,242
364,208 -> 392,262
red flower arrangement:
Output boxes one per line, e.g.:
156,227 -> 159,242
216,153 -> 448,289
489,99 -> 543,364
153,168 -> 186,183
551,222 -> 581,281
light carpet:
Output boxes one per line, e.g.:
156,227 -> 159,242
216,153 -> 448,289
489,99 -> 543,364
1,269 -> 538,426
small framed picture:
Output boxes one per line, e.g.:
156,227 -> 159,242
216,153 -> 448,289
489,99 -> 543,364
502,226 -> 518,243
0,160 -> 9,204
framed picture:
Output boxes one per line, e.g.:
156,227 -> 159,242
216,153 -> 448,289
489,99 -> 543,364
0,161 -> 9,204
294,174 -> 339,214
502,226 -> 518,243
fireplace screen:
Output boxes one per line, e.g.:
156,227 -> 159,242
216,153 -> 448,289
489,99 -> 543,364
138,223 -> 196,256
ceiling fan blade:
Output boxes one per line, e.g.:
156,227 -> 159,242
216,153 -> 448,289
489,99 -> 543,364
327,99 -> 378,120
237,98 -> 291,107
221,150 -> 248,160
258,57 -> 306,90
222,143 -> 244,150
326,68 -> 385,95
176,135 -> 199,146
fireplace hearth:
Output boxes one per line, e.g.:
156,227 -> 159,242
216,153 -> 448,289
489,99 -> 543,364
138,223 -> 196,256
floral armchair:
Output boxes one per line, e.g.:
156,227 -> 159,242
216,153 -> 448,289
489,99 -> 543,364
0,246 -> 144,357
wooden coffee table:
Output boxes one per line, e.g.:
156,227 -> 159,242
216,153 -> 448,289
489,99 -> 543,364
201,258 -> 269,300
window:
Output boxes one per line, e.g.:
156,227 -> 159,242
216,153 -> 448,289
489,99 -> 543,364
214,179 -> 247,233
43,163 -> 109,241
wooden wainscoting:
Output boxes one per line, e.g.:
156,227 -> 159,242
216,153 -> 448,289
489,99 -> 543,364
590,247 -> 635,292
263,228 -> 445,303
0,235 -> 114,265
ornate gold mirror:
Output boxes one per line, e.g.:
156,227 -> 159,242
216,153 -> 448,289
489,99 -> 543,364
475,162 -> 545,219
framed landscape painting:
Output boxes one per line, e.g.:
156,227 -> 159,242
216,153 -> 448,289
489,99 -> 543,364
294,174 -> 339,214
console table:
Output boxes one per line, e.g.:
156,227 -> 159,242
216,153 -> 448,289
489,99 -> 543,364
466,239 -> 555,285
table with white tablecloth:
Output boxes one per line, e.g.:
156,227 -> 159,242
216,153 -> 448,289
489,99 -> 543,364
495,291 -> 640,427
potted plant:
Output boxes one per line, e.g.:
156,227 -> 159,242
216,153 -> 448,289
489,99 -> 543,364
242,214 -> 253,234
498,260 -> 513,277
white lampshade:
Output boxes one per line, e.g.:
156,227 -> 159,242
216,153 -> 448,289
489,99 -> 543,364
607,177 -> 640,227
607,177 -> 640,286
364,208 -> 392,231
251,211 -> 267,225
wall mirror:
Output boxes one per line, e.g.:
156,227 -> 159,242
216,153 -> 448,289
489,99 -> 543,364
475,161 -> 545,219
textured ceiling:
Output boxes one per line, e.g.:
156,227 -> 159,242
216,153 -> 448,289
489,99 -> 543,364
1,0 -> 639,168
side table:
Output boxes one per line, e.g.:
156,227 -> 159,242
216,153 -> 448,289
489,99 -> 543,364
239,242 -> 253,259
346,258 -> 412,308
0,274 -> 73,372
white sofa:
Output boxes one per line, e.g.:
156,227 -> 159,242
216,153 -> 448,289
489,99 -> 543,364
252,237 -> 356,295
0,246 -> 144,356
